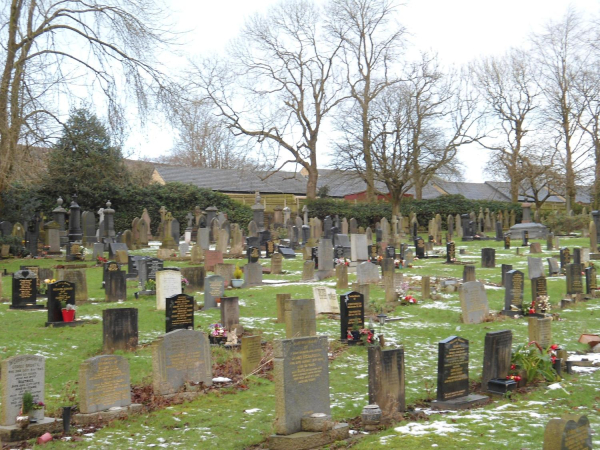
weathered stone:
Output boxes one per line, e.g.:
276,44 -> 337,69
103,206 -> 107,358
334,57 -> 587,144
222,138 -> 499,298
459,281 -> 489,324
285,299 -> 317,338
79,355 -> 131,414
241,335 -> 262,376
103,308 -> 138,353
368,346 -> 405,415
1,355 -> 45,425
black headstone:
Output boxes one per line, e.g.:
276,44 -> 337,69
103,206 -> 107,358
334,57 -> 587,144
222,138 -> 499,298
414,237 -> 425,259
565,263 -> 583,295
11,270 -> 38,309
104,261 -> 127,302
585,266 -> 597,294
340,291 -> 365,342
504,235 -> 511,249
446,242 -> 456,263
102,308 -> 138,353
481,248 -> 495,268
47,280 -> 75,324
482,330 -> 513,393
165,294 -> 194,333
247,246 -> 260,263
437,336 -> 469,401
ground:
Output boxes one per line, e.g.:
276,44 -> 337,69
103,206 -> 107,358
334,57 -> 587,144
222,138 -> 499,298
0,236 -> 598,449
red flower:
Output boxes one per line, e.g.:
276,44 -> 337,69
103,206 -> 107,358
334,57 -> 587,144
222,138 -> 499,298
529,308 -> 535,314
551,355 -> 557,363
510,364 -> 516,370
515,376 -> 522,382
550,344 -> 559,350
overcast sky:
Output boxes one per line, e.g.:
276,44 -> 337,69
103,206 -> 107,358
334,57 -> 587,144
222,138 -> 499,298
127,0 -> 600,182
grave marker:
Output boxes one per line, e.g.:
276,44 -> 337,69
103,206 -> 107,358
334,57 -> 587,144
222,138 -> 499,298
166,294 -> 194,333
156,268 -> 182,311
242,335 -> 262,376
368,346 -> 405,415
340,291 -> 365,341
543,415 -> 592,450
103,308 -> 138,353
285,299 -> 317,338
482,330 -> 513,393
79,355 -> 131,413
204,275 -> 224,310
1,355 -> 45,425
459,281 -> 489,324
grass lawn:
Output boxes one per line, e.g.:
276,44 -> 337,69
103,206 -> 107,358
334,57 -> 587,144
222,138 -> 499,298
0,237 -> 599,449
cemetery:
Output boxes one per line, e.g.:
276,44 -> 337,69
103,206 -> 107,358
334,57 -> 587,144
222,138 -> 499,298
0,198 -> 598,449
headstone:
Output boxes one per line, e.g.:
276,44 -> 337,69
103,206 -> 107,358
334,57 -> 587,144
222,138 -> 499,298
415,237 -> 425,259
585,266 -> 597,294
481,330 -> 513,393
560,248 -> 571,273
220,296 -> 240,332
11,270 -> 38,309
503,270 -> 524,315
351,234 -> 368,261
152,330 -> 212,395
459,281 -> 489,324
302,260 -> 315,281
446,242 -> 456,263
190,244 -> 203,264
357,261 -> 379,284
180,266 -> 205,292
504,235 -> 511,249
501,264 -> 513,287
103,308 -> 138,353
566,263 -> 583,295
530,242 -> 542,254
368,346 -> 405,415
166,294 -> 194,333
340,291 -> 365,341
204,275 -> 224,310
543,415 -> 592,450
271,253 -> 283,275
462,265 -> 476,282
241,336 -> 262,377
276,293 -> 291,323
244,262 -> 263,287
528,256 -> 544,280
434,336 -> 469,403
273,336 -> 330,435
0,355 -> 45,425
284,298 -> 317,338
548,258 -> 560,276
56,268 -> 88,303
336,264 -> 348,289
198,228 -> 210,250
204,250 -> 224,272
104,261 -> 127,302
531,276 -> 548,308
78,355 -> 131,413
481,248 -> 495,268
156,269 -> 182,311
528,316 -> 552,348
46,280 -> 76,324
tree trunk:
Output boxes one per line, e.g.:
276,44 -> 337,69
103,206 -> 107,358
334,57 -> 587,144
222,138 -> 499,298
361,81 -> 375,202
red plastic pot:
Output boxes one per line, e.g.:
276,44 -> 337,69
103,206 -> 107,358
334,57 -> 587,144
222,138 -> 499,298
61,309 -> 75,322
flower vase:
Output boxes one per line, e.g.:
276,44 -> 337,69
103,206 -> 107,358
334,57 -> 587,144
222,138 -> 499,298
61,309 -> 75,322
231,279 -> 244,288
29,408 -> 44,422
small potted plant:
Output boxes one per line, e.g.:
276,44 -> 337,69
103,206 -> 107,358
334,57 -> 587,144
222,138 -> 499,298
181,277 -> 189,292
208,323 -> 227,344
231,265 -> 244,288
61,303 -> 77,322
30,400 -> 45,422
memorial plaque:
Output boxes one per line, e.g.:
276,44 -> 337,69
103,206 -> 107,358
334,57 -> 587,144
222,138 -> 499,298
273,336 -> 330,435
103,308 -> 138,353
284,298 -> 317,338
459,281 -> 489,324
204,275 -> 224,310
11,270 -> 38,309
166,294 -> 194,333
152,329 -> 212,395
241,335 -> 262,376
481,330 -> 512,393
79,355 -> 131,413
156,268 -> 182,311
436,336 -> 469,401
0,355 -> 45,425
368,346 -> 405,414
47,280 -> 75,323
543,415 -> 592,450
340,291 -> 365,341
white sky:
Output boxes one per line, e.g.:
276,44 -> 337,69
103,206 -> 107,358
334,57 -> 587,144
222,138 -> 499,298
126,0 -> 600,182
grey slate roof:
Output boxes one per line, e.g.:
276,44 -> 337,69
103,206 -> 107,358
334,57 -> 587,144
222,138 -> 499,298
433,180 -> 510,201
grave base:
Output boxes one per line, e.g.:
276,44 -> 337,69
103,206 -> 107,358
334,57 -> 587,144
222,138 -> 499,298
499,309 -> 522,318
9,304 -> 45,310
431,394 -> 489,411
0,418 -> 63,442
45,319 -> 87,327
269,423 -> 349,450
73,404 -> 143,426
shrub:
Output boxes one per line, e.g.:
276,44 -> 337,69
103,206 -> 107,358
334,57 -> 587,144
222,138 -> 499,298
542,213 -> 589,234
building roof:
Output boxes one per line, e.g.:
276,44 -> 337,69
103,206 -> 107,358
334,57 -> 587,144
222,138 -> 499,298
433,180 -> 510,201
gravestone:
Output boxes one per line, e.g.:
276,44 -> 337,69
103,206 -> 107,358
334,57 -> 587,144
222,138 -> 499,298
247,246 -> 260,263
271,253 -> 283,275
528,316 -> 552,348
137,258 -> 163,285
56,268 -> 88,303
357,261 -> 379,284
446,242 -> 456,263
502,270 -> 524,316
504,235 -> 511,249
79,355 -> 131,413
242,335 -> 262,376
501,264 -> 513,286
585,266 -> 597,294
190,244 -> 203,264
180,266 -> 205,292
11,270 -> 38,309
220,296 -> 240,332
543,415 -> 592,450
276,293 -> 291,323
462,265 -> 476,282
350,234 -> 368,261
0,355 -> 45,425
278,246 -> 296,259
481,330 -> 513,393
340,291 -> 365,341
530,242 -> 542,254
204,275 -> 224,310
108,242 -> 128,259
368,346 -> 405,415
548,258 -> 560,276
560,248 -> 571,272
336,264 -> 348,289
105,261 -> 126,302
156,268 -> 182,311
273,336 -> 330,435
152,329 -> 212,396
566,263 -> 583,295
312,286 -> 339,315
531,276 -> 548,308
415,237 -> 425,259
198,228 -> 210,250
166,294 -> 194,333
528,256 -> 544,280
244,262 -> 263,287
204,250 -> 224,272
302,260 -> 315,281
459,281 -> 489,324
285,298 -> 317,338
103,308 -> 138,353
46,280 -> 76,325
481,248 -> 495,268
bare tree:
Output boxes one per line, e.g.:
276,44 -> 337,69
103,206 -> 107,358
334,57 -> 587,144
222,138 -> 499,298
197,0 -> 345,199
531,9 -> 589,211
0,0 -> 172,193
162,98 -> 250,169
517,149 -> 563,211
473,49 -> 540,202
327,0 -> 405,202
